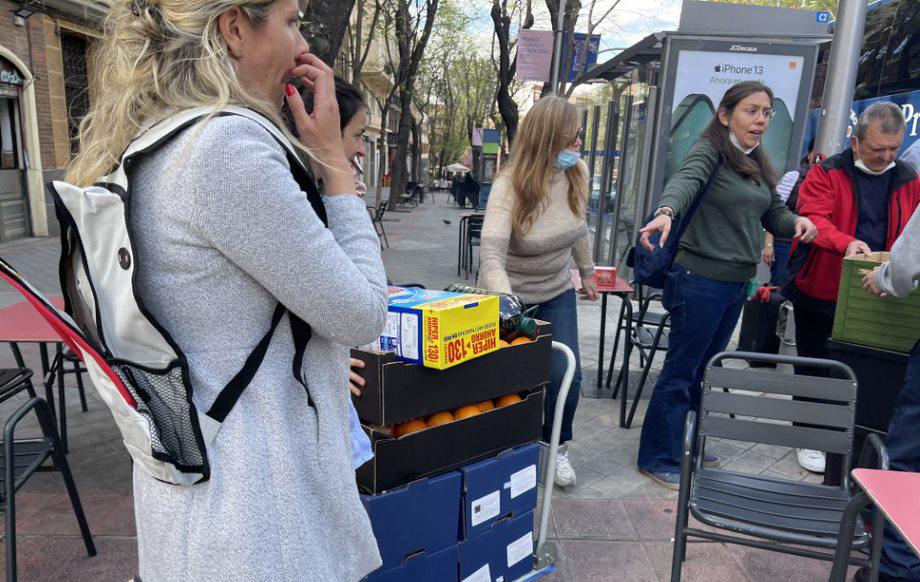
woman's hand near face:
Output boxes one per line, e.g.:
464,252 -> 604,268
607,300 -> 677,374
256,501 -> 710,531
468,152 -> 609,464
285,54 -> 355,195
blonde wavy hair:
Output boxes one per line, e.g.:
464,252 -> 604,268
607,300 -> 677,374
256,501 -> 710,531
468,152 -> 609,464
67,0 -> 301,186
503,96 -> 588,238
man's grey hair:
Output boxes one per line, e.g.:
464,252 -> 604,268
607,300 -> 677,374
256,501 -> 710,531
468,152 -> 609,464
853,102 -> 906,139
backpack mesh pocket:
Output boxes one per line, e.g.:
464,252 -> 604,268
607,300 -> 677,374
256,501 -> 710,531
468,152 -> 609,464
111,361 -> 204,468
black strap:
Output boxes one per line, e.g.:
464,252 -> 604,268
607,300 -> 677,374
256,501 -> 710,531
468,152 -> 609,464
206,303 -> 287,423
673,160 -> 721,243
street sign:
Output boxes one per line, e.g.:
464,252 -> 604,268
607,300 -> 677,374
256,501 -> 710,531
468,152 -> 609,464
562,33 -> 601,82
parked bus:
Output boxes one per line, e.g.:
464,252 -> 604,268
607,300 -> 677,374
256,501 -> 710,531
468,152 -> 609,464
802,0 -> 920,157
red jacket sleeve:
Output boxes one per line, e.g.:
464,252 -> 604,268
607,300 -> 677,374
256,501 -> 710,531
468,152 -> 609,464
796,165 -> 854,255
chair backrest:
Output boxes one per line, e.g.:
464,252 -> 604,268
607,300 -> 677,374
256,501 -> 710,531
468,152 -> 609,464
374,200 -> 388,221
699,351 -> 858,485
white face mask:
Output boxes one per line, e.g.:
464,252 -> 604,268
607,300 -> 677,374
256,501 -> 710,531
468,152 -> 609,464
854,138 -> 896,176
730,131 -> 758,155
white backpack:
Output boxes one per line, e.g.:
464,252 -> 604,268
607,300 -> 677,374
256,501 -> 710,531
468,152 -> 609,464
30,106 -> 324,485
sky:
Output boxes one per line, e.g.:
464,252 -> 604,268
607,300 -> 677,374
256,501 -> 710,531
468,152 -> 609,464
464,0 -> 683,63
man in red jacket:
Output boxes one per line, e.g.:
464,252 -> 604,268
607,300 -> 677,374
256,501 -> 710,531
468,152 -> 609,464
786,101 -> 920,476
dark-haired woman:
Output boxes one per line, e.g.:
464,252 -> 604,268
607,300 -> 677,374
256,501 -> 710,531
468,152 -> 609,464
635,81 -> 817,489
296,75 -> 369,195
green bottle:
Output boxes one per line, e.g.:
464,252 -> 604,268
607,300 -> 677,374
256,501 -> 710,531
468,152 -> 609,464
444,284 -> 539,341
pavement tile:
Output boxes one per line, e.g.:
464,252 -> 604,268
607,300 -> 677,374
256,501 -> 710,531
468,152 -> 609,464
621,499 -> 679,541
589,468 -> 648,498
644,540 -> 751,582
727,544 -> 835,582
561,540 -> 657,582
552,498 -> 637,540
750,443 -> 794,460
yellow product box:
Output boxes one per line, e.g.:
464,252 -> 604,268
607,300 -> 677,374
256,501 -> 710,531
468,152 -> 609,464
375,287 -> 499,369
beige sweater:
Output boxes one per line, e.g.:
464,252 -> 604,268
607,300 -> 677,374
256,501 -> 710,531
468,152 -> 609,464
478,163 -> 594,304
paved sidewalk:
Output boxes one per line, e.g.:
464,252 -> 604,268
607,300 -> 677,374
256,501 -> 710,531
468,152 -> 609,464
0,198 -> 849,581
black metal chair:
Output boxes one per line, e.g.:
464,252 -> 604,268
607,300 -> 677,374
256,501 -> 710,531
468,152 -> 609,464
0,369 -> 96,580
607,286 -> 672,428
671,351 -> 888,582
463,214 -> 484,280
366,200 -> 389,249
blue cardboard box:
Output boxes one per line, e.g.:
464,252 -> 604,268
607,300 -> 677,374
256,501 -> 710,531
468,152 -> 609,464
361,471 -> 461,569
458,511 -> 535,582
459,443 -> 540,540
365,544 -> 459,582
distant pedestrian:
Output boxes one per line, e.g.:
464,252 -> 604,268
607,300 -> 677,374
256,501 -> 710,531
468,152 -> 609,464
478,96 -> 597,490
636,81 -> 816,489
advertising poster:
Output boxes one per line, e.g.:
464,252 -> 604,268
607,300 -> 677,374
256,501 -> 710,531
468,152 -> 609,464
516,30 -> 554,82
665,48 -> 806,181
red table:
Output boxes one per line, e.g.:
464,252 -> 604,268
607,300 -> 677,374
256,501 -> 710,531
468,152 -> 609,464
853,469 -> 920,557
0,297 -> 72,448
571,269 -> 635,427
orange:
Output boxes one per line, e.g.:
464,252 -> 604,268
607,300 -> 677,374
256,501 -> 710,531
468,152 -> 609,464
395,419 -> 427,437
475,400 -> 494,412
510,337 -> 532,346
498,339 -> 510,348
494,393 -> 522,408
426,411 -> 454,427
453,405 -> 481,420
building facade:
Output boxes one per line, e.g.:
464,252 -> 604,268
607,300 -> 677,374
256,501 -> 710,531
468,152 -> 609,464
0,0 -> 106,242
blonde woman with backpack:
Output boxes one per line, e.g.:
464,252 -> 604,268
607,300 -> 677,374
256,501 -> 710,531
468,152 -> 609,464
67,1 -> 386,579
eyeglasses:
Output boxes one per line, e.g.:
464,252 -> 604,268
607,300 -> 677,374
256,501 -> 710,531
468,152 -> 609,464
572,128 -> 585,144
741,107 -> 777,120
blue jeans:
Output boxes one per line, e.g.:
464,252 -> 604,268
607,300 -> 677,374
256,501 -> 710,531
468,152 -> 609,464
533,288 -> 583,444
770,238 -> 792,286
880,340 -> 920,580
637,264 -> 747,474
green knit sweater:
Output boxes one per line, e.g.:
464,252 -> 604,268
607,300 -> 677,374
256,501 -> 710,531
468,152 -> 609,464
658,139 -> 798,283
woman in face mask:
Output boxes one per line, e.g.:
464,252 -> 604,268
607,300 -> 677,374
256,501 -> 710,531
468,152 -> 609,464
478,96 -> 597,490
635,81 -> 817,489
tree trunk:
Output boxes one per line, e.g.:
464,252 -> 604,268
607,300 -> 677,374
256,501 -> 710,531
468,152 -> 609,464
411,117 -> 422,183
389,89 -> 414,208
375,106 -> 388,206
301,0 -> 358,67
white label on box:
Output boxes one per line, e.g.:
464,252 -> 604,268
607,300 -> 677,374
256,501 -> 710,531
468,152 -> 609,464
470,490 -> 501,527
399,312 -> 419,360
461,563 -> 491,582
509,464 -> 537,499
507,532 -> 533,568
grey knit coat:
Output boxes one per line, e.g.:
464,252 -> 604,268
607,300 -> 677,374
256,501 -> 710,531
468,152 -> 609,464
127,114 -> 387,581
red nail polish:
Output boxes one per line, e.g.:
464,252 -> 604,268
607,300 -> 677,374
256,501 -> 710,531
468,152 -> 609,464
285,83 -> 295,97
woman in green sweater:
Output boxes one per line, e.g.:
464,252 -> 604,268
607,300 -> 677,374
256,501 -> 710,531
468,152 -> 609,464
636,81 -> 817,489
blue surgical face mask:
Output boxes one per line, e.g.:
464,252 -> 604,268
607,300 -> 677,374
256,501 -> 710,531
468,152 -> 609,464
555,150 -> 580,170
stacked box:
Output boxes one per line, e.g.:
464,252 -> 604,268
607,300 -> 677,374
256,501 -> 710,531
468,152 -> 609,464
832,252 -> 920,353
362,472 -> 461,582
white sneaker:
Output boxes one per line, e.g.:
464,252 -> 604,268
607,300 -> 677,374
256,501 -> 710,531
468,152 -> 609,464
796,448 -> 826,474
554,451 -> 577,489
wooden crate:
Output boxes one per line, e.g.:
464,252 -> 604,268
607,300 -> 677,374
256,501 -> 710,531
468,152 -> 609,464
832,252 -> 920,353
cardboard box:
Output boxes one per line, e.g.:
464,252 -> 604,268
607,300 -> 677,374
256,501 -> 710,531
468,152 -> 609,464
357,389 -> 544,494
361,471 -> 461,569
374,287 -> 500,369
459,443 -> 540,540
833,252 -> 920,353
364,544 -> 458,582
458,511 -> 535,582
351,323 -> 551,426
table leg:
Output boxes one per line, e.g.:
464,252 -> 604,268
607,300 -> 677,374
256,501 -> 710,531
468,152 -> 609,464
39,343 -> 58,423
596,293 -> 607,391
605,299 -> 628,390
55,343 -> 68,453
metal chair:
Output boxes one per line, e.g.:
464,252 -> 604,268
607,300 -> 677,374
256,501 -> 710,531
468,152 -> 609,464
670,351 -> 888,582
607,287 -> 671,428
366,200 -> 389,249
0,369 -> 96,580
463,214 -> 484,280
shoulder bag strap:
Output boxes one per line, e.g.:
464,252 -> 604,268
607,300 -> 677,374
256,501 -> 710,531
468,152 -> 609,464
672,158 -> 721,243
